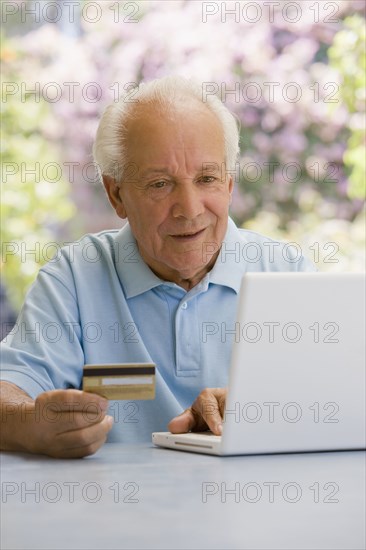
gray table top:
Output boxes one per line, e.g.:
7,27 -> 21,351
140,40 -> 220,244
1,444 -> 365,550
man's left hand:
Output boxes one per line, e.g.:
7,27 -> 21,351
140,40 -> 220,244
168,388 -> 227,435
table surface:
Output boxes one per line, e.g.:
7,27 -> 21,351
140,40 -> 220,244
1,444 -> 365,550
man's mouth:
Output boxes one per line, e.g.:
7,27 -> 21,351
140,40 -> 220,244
170,228 -> 206,240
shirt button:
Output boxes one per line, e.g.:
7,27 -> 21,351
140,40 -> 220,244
181,302 -> 188,310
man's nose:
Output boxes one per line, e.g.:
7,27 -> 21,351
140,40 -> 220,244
171,183 -> 205,220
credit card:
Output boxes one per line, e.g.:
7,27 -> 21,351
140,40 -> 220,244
82,363 -> 156,400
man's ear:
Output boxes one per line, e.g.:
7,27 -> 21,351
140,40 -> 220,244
102,175 -> 127,219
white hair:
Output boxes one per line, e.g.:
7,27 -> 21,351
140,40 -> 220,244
93,75 -> 240,182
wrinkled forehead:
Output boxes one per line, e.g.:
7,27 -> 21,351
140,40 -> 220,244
123,98 -> 226,173
126,95 -> 218,123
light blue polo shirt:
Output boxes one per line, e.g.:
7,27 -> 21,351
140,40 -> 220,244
0,218 -> 315,442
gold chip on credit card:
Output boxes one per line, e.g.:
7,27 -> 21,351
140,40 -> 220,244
82,363 -> 156,400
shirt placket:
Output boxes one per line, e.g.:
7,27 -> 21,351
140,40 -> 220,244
175,296 -> 200,377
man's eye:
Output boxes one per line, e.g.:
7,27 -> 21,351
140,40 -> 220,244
151,181 -> 167,189
200,176 -> 216,183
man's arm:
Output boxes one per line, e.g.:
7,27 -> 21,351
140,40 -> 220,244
0,252 -> 113,457
0,381 -> 114,458
0,381 -> 34,452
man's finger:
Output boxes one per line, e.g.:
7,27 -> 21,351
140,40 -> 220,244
168,388 -> 227,435
55,414 -> 114,454
191,388 -> 226,435
168,408 -> 197,433
36,389 -> 109,413
194,398 -> 223,435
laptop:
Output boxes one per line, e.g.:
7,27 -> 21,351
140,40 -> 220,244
152,272 -> 366,455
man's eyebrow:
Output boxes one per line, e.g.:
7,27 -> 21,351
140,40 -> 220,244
200,164 -> 221,171
139,164 -> 221,178
139,168 -> 171,178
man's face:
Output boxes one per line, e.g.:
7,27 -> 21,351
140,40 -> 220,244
106,101 -> 233,286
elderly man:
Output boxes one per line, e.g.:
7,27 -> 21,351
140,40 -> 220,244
0,76 -> 315,458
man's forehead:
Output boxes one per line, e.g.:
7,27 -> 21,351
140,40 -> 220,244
132,143 -> 225,179
123,100 -> 226,175
128,95 -> 209,116
126,98 -> 222,133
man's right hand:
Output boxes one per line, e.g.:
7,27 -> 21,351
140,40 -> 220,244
0,383 -> 113,458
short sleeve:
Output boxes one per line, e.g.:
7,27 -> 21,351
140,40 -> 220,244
0,266 -> 84,399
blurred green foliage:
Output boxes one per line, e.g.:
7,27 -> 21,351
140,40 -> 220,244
329,14 -> 366,199
1,38 -> 75,309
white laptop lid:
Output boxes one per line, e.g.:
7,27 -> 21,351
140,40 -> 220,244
221,273 -> 366,455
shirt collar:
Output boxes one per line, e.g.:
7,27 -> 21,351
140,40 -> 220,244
114,224 -> 163,299
206,217 -> 244,294
114,217 -> 243,299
